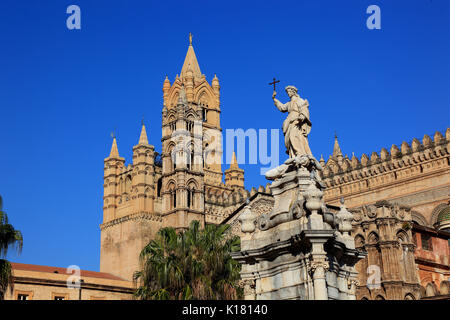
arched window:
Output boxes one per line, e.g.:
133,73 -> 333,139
125,175 -> 132,194
157,178 -> 162,197
404,293 -> 415,300
187,189 -> 191,208
173,191 -> 177,209
171,149 -> 177,170
119,177 -> 124,194
188,188 -> 195,208
187,147 -> 194,170
187,152 -> 191,170
167,181 -> 176,210
354,235 -> 366,249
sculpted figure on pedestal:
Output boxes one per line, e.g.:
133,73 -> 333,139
265,85 -> 323,183
273,85 -> 312,158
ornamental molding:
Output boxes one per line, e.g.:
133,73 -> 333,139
100,212 -> 162,230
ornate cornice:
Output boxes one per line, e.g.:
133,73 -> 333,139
100,212 -> 162,230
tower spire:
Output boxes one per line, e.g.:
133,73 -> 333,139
230,151 -> 239,169
109,136 -> 120,158
333,133 -> 343,157
180,33 -> 202,80
138,122 -> 149,145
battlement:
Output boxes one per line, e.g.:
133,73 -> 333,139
320,128 -> 450,208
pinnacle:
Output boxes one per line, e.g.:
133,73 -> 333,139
109,137 -> 120,158
138,124 -> 149,145
230,152 -> 239,169
333,134 -> 343,157
180,35 -> 202,80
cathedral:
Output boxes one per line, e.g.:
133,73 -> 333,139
5,36 -> 450,300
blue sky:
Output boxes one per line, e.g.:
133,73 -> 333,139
0,0 -> 449,271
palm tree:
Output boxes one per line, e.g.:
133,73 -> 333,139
134,220 -> 242,300
0,195 -> 23,300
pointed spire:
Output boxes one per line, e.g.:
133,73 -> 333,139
230,151 -> 239,169
109,137 -> 120,158
180,33 -> 202,80
138,123 -> 149,145
319,154 -> 325,167
333,133 -> 343,157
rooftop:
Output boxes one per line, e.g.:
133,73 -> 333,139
11,262 -> 126,281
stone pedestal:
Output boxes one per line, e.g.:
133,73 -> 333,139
232,155 -> 366,300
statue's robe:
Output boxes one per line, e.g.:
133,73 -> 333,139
274,95 -> 312,158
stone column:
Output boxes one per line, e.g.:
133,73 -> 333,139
310,261 -> 329,300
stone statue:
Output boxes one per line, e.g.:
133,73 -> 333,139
266,85 -> 319,181
272,85 -> 312,158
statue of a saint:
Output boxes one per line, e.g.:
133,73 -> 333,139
272,86 -> 312,158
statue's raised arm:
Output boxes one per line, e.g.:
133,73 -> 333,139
272,91 -> 288,112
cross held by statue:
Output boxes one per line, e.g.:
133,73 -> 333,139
269,77 -> 280,91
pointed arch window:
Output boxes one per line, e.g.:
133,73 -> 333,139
187,148 -> 195,170
167,182 -> 176,210
173,151 -> 177,170
173,191 -> 177,209
187,188 -> 195,208
125,175 -> 132,194
157,178 -> 162,197
187,189 -> 191,208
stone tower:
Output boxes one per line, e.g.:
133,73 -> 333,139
160,85 -> 206,230
161,35 -> 224,230
100,128 -> 162,281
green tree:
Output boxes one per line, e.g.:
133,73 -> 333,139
134,220 -> 242,300
0,195 -> 23,300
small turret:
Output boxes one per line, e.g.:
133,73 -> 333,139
163,75 -> 171,103
103,136 -> 125,223
212,74 -> 220,97
225,152 -> 245,189
319,154 -> 325,167
132,123 -> 155,213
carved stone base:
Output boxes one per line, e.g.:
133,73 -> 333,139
233,157 -> 366,300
